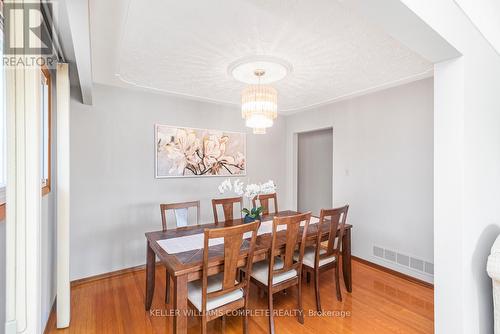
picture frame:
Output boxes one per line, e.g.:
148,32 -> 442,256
155,124 -> 247,178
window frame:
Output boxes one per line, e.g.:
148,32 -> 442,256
41,65 -> 52,196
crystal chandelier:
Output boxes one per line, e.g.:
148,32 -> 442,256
241,70 -> 278,134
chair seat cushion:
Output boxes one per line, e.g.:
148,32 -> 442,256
251,257 -> 298,286
294,246 -> 336,268
187,273 -> 243,311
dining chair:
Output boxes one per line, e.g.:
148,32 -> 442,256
252,193 -> 278,215
187,221 -> 260,334
249,212 -> 311,334
211,196 -> 243,224
160,200 -> 201,303
297,205 -> 349,311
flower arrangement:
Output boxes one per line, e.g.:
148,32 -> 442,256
218,179 -> 277,223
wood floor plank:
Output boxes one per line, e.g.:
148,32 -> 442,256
45,259 -> 434,334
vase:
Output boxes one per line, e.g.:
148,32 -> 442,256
244,215 -> 261,224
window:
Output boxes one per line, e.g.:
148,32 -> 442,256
40,67 -> 51,196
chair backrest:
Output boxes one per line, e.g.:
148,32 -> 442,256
316,205 -> 349,262
252,193 -> 278,215
268,212 -> 311,285
160,201 -> 200,230
201,221 -> 260,313
211,196 -> 243,224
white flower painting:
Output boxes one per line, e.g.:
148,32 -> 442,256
155,125 -> 246,178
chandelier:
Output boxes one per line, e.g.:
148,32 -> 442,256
229,56 -> 291,135
241,70 -> 278,134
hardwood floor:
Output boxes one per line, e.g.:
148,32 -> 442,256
45,259 -> 434,334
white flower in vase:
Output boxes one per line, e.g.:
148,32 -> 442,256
233,179 -> 245,196
244,183 -> 261,199
218,178 -> 232,194
216,179 -> 277,223
260,180 -> 277,194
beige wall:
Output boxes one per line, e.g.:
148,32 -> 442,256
69,84 -> 288,280
286,78 -> 434,282
68,79 -> 434,284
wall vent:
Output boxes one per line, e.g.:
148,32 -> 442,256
396,253 -> 410,266
410,257 -> 424,271
373,245 -> 433,277
373,246 -> 384,258
424,262 -> 434,275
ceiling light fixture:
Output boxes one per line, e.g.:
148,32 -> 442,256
229,56 -> 291,135
241,69 -> 278,134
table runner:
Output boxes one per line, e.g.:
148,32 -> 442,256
158,216 -> 320,254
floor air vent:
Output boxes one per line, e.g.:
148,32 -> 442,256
373,245 -> 433,276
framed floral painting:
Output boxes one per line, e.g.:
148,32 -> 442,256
155,124 -> 247,178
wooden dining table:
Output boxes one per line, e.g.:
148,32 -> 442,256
144,210 -> 353,334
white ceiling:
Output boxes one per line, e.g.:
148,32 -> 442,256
90,0 -> 432,114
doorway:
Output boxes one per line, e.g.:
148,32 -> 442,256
297,128 -> 333,216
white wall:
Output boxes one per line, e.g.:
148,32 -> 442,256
286,78 -> 434,282
454,0 -> 500,56
69,84 -> 288,280
392,1 -> 500,333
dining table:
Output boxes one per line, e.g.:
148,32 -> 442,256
144,210 -> 353,334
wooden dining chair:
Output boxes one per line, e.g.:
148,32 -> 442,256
211,196 -> 243,224
160,200 -> 201,303
160,200 -> 201,230
187,221 -> 261,334
252,193 -> 278,215
297,205 -> 349,311
249,212 -> 311,334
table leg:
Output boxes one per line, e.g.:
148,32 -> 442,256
174,274 -> 188,334
342,228 -> 352,292
145,241 -> 156,310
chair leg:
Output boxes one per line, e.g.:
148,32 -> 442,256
334,264 -> 342,302
165,270 -> 170,304
201,314 -> 207,334
314,269 -> 321,312
221,315 -> 226,333
306,271 -> 311,284
297,280 -> 305,324
243,308 -> 249,334
268,287 -> 275,334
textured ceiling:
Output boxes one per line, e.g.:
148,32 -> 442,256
90,0 -> 432,114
